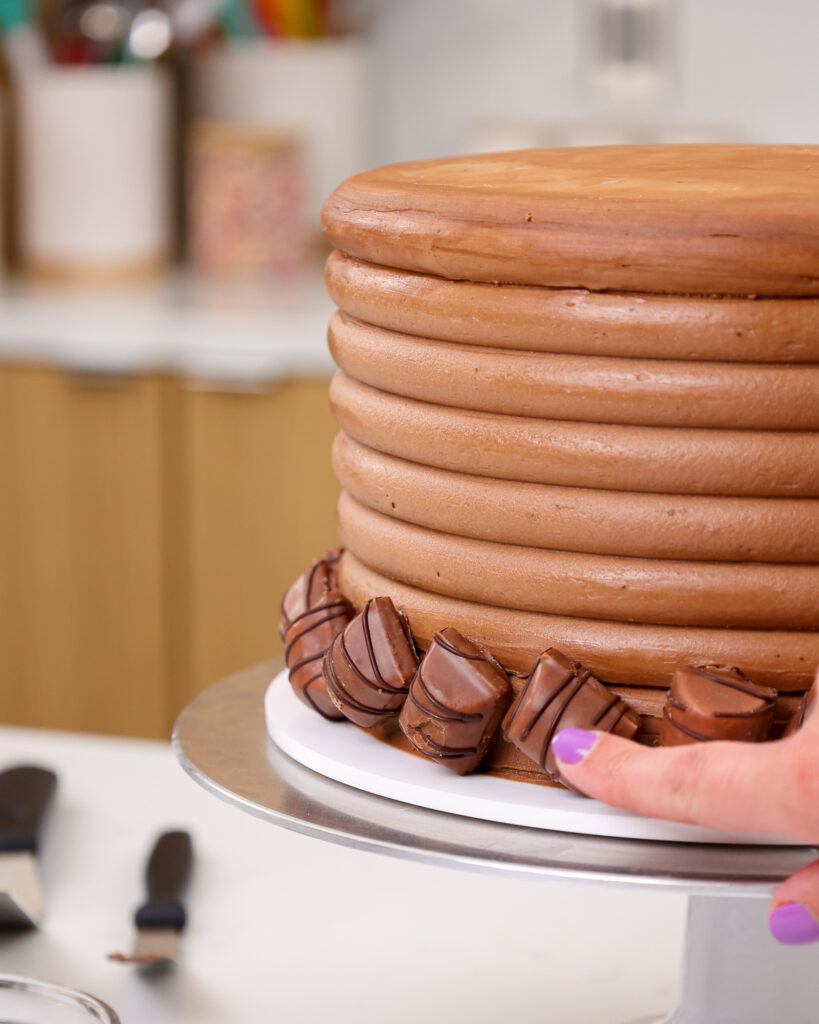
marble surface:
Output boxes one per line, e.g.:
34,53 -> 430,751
0,724 -> 685,1023
0,270 -> 334,382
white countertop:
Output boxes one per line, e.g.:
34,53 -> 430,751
0,271 -> 336,383
0,724 -> 685,1023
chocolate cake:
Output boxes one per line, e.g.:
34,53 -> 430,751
280,145 -> 819,786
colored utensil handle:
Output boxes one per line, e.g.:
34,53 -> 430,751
134,831 -> 193,932
0,766 -> 57,855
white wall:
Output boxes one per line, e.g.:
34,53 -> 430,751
370,0 -> 819,162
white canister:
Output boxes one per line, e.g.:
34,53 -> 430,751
18,65 -> 173,284
192,38 -> 371,235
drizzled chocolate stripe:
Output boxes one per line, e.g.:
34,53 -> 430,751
321,595 -> 418,728
662,705 -> 711,742
433,632 -> 486,661
302,679 -> 342,721
399,627 -> 512,775
411,727 -> 478,760
284,600 -> 350,646
592,694 -> 623,727
362,602 -> 387,685
689,666 -> 777,715
279,548 -> 342,638
398,609 -> 416,651
534,676 -> 588,770
324,643 -> 396,719
605,703 -> 632,732
409,662 -> 483,723
793,694 -> 809,730
502,648 -> 641,781
282,575 -> 351,722
659,665 -> 777,747
517,669 -> 573,741
783,687 -> 813,737
339,612 -> 409,696
517,667 -> 591,743
285,604 -> 350,669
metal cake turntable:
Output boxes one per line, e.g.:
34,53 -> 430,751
174,661 -> 819,1023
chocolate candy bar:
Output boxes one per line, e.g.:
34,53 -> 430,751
399,628 -> 512,775
283,589 -> 351,721
781,680 -> 816,739
324,597 -> 419,728
659,665 -> 777,746
502,648 -> 642,782
279,548 -> 343,641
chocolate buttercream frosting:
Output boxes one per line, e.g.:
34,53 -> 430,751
399,628 -> 512,775
339,553 -> 819,691
322,145 -> 819,296
329,311 -> 819,430
323,596 -> 419,728
332,433 -> 819,564
325,251 -> 819,363
331,372 -> 819,497
336,491 -> 819,630
503,648 -> 642,782
659,666 -> 777,746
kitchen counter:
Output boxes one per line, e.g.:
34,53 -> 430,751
0,270 -> 335,382
0,722 -> 684,1023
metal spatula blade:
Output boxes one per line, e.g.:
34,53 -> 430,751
110,926 -> 180,967
0,767 -> 57,930
109,830 -> 193,968
0,852 -> 44,928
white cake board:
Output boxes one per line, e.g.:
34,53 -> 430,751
265,670 -> 804,847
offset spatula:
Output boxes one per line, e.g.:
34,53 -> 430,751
109,830 -> 193,967
0,766 -> 58,929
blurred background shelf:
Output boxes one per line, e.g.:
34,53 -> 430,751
0,269 -> 334,375
0,274 -> 339,738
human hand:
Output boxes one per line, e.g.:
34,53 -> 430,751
551,669 -> 819,946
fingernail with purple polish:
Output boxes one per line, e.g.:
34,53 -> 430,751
551,728 -> 597,765
769,903 -> 819,946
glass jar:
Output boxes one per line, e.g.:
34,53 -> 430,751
0,975 -> 119,1023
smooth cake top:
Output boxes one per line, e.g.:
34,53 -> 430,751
322,145 -> 819,296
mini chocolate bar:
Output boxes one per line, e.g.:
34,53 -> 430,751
279,548 -> 343,641
502,647 -> 642,782
283,591 -> 351,720
659,665 -> 777,747
399,628 -> 512,775
781,680 -> 816,739
324,597 -> 419,728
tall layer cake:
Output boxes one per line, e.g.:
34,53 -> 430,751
281,145 -> 819,785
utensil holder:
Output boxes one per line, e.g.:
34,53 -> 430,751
18,65 -> 172,285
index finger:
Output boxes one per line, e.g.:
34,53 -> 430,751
551,727 -> 816,841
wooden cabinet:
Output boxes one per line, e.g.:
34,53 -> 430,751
0,365 -> 169,736
166,378 -> 339,718
0,365 -> 339,738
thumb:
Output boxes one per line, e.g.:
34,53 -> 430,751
770,860 -> 819,946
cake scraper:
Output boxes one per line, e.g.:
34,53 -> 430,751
109,830 -> 193,967
0,766 -> 58,929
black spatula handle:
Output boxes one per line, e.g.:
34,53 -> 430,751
0,766 -> 58,854
135,831 -> 193,932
